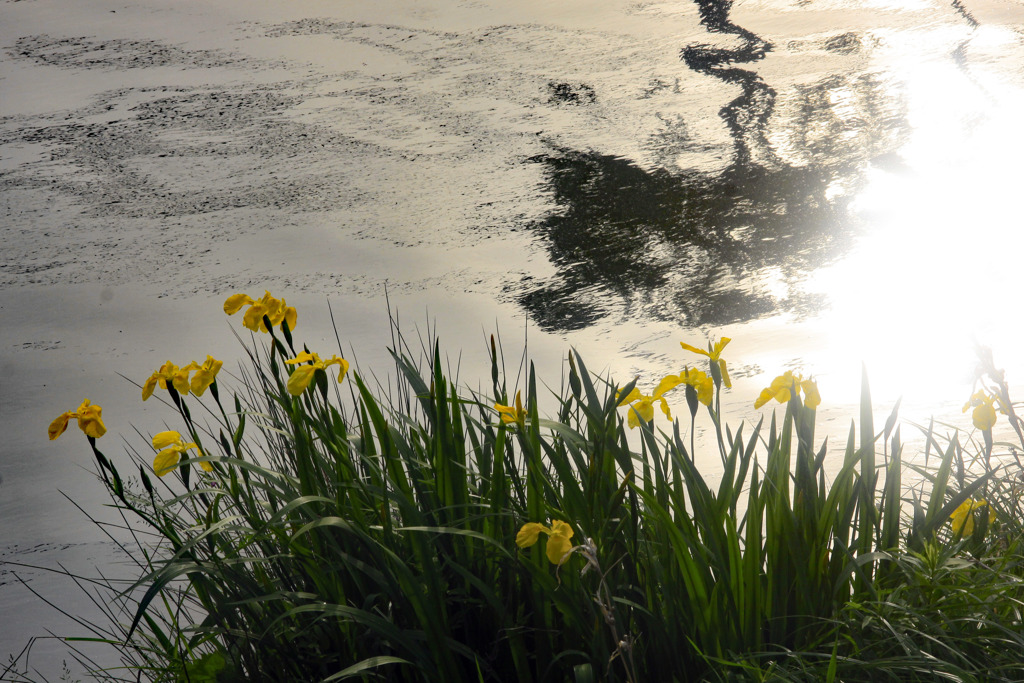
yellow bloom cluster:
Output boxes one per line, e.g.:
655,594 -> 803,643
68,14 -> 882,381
516,520 -> 575,565
963,389 -> 1003,431
613,336 -> 731,430
754,371 -> 820,410
284,351 -> 349,396
224,291 -> 297,333
142,355 -> 222,401
48,399 -> 106,440
495,390 -> 527,427
949,498 -> 995,537
618,368 -> 714,429
152,430 -> 209,477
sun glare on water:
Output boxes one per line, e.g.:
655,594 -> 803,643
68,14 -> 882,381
806,26 -> 1024,409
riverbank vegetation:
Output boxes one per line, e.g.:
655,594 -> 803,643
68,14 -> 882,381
8,292 -> 1024,682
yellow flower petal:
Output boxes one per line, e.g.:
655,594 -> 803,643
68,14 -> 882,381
719,359 -> 732,389
494,403 -> 516,423
626,405 -> 642,429
242,304 -> 268,332
152,430 -> 183,450
287,365 -> 317,396
681,337 -> 730,360
285,351 -> 318,365
973,403 -> 997,431
617,387 -> 642,406
801,379 -> 821,410
549,520 -> 574,541
516,522 -> 546,548
332,357 -> 350,384
171,363 -> 197,395
546,533 -> 574,565
652,374 -> 683,399
190,356 -> 223,396
680,341 -> 710,358
70,400 -> 104,438
155,361 -> 177,390
265,300 -> 285,327
755,371 -> 800,409
658,396 -> 672,421
964,390 -> 999,431
495,391 -> 526,425
754,388 -> 774,409
48,412 -> 72,440
695,377 -> 713,406
950,499 -> 989,536
153,448 -> 181,477
679,368 -> 714,405
76,403 -> 106,438
223,293 -> 254,315
630,397 -> 655,425
142,373 -> 160,401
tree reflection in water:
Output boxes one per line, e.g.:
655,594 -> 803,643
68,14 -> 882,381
517,0 -> 910,332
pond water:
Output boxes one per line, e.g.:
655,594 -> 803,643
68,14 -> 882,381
3,0 -> 1024,674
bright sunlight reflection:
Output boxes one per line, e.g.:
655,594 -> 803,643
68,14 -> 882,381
806,25 -> 1024,408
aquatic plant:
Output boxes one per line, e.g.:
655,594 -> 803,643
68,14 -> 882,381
8,292 -> 1024,682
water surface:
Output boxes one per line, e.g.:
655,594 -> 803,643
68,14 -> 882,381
3,0 -> 1024,673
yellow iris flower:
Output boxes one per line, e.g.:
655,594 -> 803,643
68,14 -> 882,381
754,370 -> 820,410
617,369 -> 716,429
190,355 -> 223,396
680,367 -> 714,406
963,390 -> 1001,431
142,357 -> 221,401
949,498 -> 994,537
142,360 -> 185,400
48,399 -> 107,440
680,337 -> 732,388
516,519 -> 575,565
152,430 -> 210,477
495,390 -> 527,427
224,291 -> 297,333
284,351 -> 349,396
618,377 -> 677,429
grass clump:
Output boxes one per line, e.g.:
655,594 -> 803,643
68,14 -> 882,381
8,292 -> 1024,682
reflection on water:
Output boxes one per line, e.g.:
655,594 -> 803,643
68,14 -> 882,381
518,0 -> 910,332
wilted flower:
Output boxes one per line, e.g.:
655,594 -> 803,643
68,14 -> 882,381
516,519 -> 575,565
495,390 -> 527,427
152,430 -> 209,477
48,399 -> 106,440
949,498 -> 994,537
224,291 -> 297,333
754,370 -> 820,410
283,351 -> 349,396
680,337 -> 732,388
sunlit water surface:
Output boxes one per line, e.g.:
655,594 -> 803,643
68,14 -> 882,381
2,0 -> 1024,674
